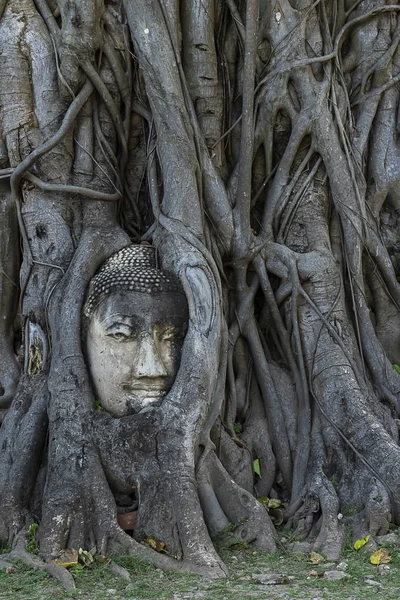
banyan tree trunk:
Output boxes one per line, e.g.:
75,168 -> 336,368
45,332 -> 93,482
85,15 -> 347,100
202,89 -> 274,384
1,0 -> 400,587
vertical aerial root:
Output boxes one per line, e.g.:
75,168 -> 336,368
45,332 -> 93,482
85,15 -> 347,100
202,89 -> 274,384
350,479 -> 391,545
213,426 -> 254,493
133,468 -> 227,577
202,451 -> 276,551
0,375 -> 48,543
0,190 -> 20,408
289,472 -> 345,559
309,473 -> 345,560
198,477 -> 231,535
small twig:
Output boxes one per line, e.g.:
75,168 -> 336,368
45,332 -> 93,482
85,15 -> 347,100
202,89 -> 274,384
32,260 -> 65,274
73,136 -> 121,192
93,99 -> 119,169
23,172 -> 121,202
51,35 -> 75,100
103,36 -> 130,100
0,168 -> 13,179
225,0 -> 245,43
255,5 -> 400,99
279,157 -> 322,243
359,22 -> 400,97
81,60 -> 128,159
345,0 -> 369,18
10,80 -> 94,300
251,162 -> 279,206
0,268 -> 19,289
211,114 -> 242,150
300,285 -> 364,387
353,70 -> 400,106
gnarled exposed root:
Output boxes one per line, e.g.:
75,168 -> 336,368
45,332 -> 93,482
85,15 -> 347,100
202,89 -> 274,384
5,533 -> 75,591
2,0 -> 400,579
199,451 -> 277,552
109,527 -> 227,580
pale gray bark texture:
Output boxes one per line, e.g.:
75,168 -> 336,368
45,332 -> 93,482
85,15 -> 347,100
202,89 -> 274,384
1,0 -> 400,587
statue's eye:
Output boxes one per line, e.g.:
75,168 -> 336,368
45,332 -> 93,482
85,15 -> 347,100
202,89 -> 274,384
105,324 -> 133,341
109,332 -> 130,341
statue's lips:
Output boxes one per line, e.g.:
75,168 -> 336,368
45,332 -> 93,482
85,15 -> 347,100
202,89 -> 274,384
125,388 -> 167,410
122,385 -> 168,396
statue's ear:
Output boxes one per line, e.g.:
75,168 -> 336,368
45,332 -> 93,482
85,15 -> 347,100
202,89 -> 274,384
183,266 -> 215,337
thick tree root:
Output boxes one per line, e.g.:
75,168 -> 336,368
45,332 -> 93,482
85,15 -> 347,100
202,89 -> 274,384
7,524 -> 227,591
0,375 -> 48,543
309,474 -> 345,560
108,561 -> 131,582
109,527 -> 228,579
0,558 -> 16,570
2,0 -> 400,578
6,534 -> 75,590
198,451 -> 277,552
288,458 -> 394,559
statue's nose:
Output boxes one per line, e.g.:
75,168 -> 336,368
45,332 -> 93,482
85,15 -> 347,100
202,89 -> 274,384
132,333 -> 169,378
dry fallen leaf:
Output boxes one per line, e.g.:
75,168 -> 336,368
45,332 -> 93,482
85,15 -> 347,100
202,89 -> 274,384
354,536 -> 370,551
78,548 -> 95,567
5,567 -> 15,574
51,548 -> 78,568
143,536 -> 166,553
310,551 -> 325,565
370,548 -> 391,565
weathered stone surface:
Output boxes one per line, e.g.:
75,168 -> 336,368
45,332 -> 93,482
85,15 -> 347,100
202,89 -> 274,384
364,577 -> 383,587
378,564 -> 391,576
323,570 -> 349,581
377,533 -> 400,546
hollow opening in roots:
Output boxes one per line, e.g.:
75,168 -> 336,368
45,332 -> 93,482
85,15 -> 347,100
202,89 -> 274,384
273,110 -> 292,165
115,490 -> 138,535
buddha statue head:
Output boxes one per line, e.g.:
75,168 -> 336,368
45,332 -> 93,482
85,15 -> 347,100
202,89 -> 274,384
83,245 -> 188,417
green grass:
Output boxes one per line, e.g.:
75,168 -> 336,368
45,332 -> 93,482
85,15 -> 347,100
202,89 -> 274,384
1,539 -> 400,600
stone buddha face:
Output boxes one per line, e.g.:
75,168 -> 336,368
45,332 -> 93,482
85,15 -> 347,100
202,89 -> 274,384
84,246 -> 188,417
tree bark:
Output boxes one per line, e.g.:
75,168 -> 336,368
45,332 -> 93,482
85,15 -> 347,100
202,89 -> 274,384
1,0 -> 400,585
